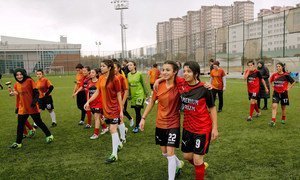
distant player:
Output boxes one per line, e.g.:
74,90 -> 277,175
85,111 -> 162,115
85,60 -> 123,163
36,69 -> 57,127
269,62 -> 295,127
243,60 -> 269,121
10,68 -> 53,149
140,61 -> 184,179
210,61 -> 226,112
85,69 -> 108,139
127,61 -> 149,133
148,63 -> 160,91
73,66 -> 92,128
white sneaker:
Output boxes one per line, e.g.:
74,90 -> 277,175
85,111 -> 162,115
100,127 -> 109,135
78,120 -> 84,125
129,119 -> 134,127
90,134 -> 99,140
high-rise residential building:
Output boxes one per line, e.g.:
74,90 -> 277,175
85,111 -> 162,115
156,21 -> 170,54
169,17 -> 184,55
233,1 -> 254,23
258,6 -> 294,17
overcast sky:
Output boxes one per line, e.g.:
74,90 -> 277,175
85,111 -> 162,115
0,0 -> 298,54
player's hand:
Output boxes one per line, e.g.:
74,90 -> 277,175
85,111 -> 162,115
265,88 -> 269,94
204,82 -> 212,90
84,103 -> 90,111
223,87 -> 226,91
139,118 -> 145,131
153,79 -> 160,92
211,128 -> 218,141
119,111 -> 124,120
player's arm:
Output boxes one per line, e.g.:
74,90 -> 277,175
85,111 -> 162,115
139,96 -> 155,131
243,69 -> 249,80
84,89 -> 99,110
73,86 -> 83,97
123,89 -> 129,105
45,85 -> 54,96
31,88 -> 40,107
153,77 -> 164,92
206,89 -> 218,141
286,75 -> 296,91
261,79 -> 269,94
117,91 -> 124,119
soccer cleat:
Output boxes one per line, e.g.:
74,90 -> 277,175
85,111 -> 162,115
132,127 -> 139,133
100,127 -> 109,135
254,112 -> 261,118
90,134 -> 99,140
78,120 -> 84,125
28,129 -> 36,138
105,154 -> 118,164
246,116 -> 252,121
262,107 -> 268,110
118,143 -> 123,152
175,160 -> 185,177
84,124 -> 91,129
269,121 -> 276,127
121,138 -> 126,144
51,122 -> 57,127
281,120 -> 286,124
10,142 -> 22,149
46,135 -> 54,144
204,162 -> 209,169
33,123 -> 38,129
217,109 -> 222,113
23,134 -> 27,139
129,119 -> 134,127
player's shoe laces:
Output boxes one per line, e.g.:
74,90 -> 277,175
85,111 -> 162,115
46,135 -> 54,144
268,121 -> 276,127
254,112 -> 261,118
10,142 -> 22,149
204,162 -> 209,169
281,120 -> 286,124
28,129 -> 36,138
105,154 -> 118,164
51,122 -> 57,127
84,124 -> 91,129
78,120 -> 84,125
175,160 -> 184,177
129,119 -> 134,127
246,116 -> 252,121
133,127 -> 139,133
100,127 -> 109,135
90,134 -> 99,140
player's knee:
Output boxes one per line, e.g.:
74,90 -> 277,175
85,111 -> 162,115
183,153 -> 193,161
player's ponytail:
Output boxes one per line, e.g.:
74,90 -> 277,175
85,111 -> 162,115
102,60 -> 115,86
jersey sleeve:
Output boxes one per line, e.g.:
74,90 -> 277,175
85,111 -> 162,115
286,74 -> 295,84
205,89 -> 215,108
46,79 -> 52,88
270,73 -> 275,83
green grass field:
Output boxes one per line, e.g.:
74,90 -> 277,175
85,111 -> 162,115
0,75 -> 299,179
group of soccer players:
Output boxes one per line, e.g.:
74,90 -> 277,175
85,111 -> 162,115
7,58 -> 296,180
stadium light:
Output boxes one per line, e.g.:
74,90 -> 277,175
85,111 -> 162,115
111,0 -> 129,59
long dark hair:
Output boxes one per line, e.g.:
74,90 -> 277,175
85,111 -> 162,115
276,62 -> 286,73
113,61 -> 122,74
164,60 -> 179,84
183,61 -> 201,81
102,59 -> 115,86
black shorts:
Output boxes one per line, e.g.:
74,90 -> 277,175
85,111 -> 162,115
104,117 -> 120,125
150,84 -> 154,90
155,127 -> 180,148
90,108 -> 103,114
248,92 -> 258,100
272,91 -> 289,105
181,129 -> 211,155
38,96 -> 54,110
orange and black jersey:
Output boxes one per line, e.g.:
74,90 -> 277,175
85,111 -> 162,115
14,78 -> 40,115
75,72 -> 84,91
246,69 -> 262,93
270,72 -> 294,93
36,77 -> 53,98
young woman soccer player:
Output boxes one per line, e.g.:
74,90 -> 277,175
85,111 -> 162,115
243,60 -> 269,121
86,68 -> 108,139
140,61 -> 184,180
73,66 -> 92,128
84,60 -> 123,163
269,62 -> 295,127
114,62 -> 130,143
210,61 -> 226,112
36,69 -> 57,127
127,61 -> 149,133
73,64 -> 86,125
10,68 -> 53,149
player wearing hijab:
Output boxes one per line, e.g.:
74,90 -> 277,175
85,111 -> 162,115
10,68 -> 53,149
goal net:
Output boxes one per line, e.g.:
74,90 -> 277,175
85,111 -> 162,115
45,66 -> 65,75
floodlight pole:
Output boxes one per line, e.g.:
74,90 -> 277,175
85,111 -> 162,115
111,0 -> 129,60
96,41 -> 101,65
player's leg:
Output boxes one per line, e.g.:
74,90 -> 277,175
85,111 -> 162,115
106,119 -> 121,163
133,106 -> 142,133
193,154 -> 205,180
90,111 -> 100,139
218,90 -> 223,112
118,118 -> 127,143
11,114 -> 28,148
31,113 -> 53,143
281,105 -> 286,124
